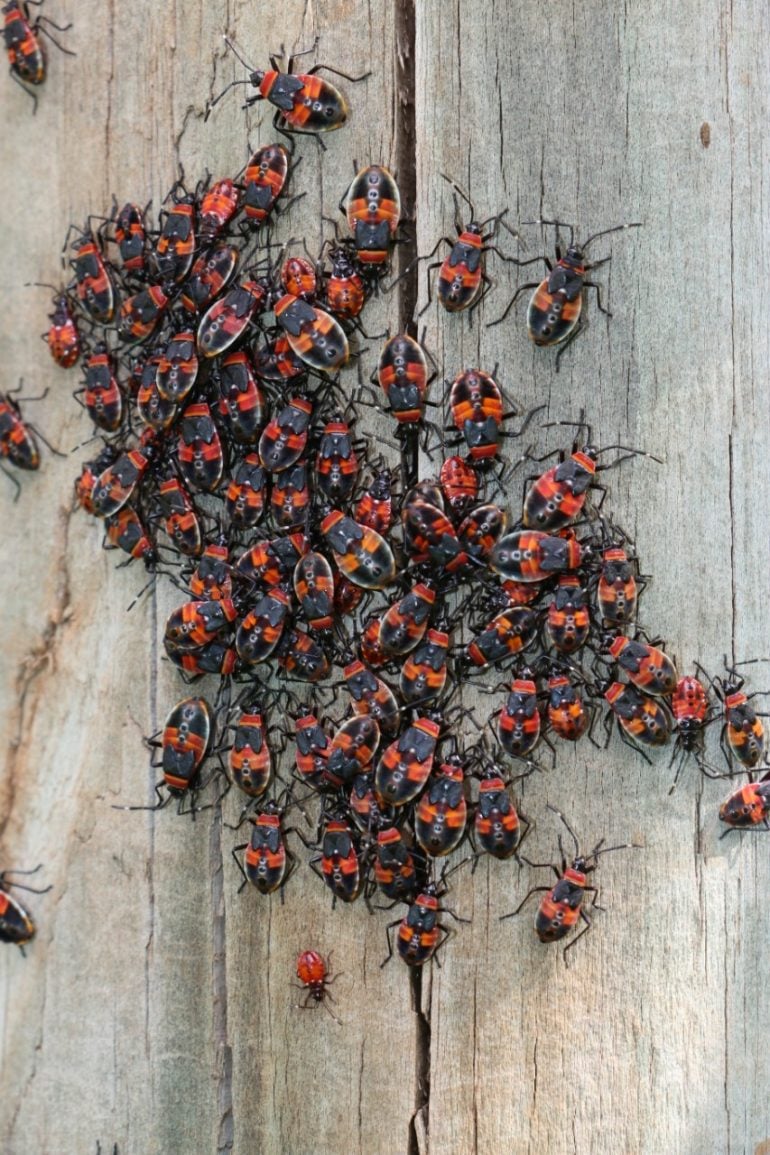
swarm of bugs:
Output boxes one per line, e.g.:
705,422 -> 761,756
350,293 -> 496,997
9,34 -> 770,997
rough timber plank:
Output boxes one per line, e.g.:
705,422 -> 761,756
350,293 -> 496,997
414,2 -> 770,1154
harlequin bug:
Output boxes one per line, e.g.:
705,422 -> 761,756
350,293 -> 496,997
0,866 -> 50,950
379,582 -> 435,657
326,714 -> 381,787
74,444 -> 119,515
4,1 -> 73,109
154,186 -> 196,283
603,680 -> 672,759
270,461 -> 310,528
274,293 -> 349,373
375,716 -> 441,807
258,395 -> 312,473
155,330 -> 199,404
343,164 -> 401,268
0,388 -> 41,495
466,606 -> 539,669
180,242 -> 239,315
343,659 -> 400,737
294,710 -> 332,790
118,283 -> 173,343
321,510 -> 396,590
349,770 -> 396,834
334,570 -> 365,619
310,816 -> 363,905
236,532 -> 307,590
77,343 -> 123,432
711,664 -> 769,771
104,506 -> 158,569
496,675 -> 542,758
489,219 -> 642,369
596,545 -> 641,627
208,37 -> 370,147
235,587 -> 292,665
295,950 -> 340,1020
399,627 -> 450,707
117,696 -> 217,814
324,243 -> 366,318
177,401 -> 224,492
375,826 -> 422,903
190,539 -> 233,601
232,799 -> 298,896
166,639 -> 237,679
439,455 -> 479,520
381,875 -> 468,968
718,771 -> 770,834
605,635 -> 678,697
315,414 -> 360,503
501,805 -> 638,961
490,530 -> 584,583
225,453 -> 266,530
35,284 -> 79,368
197,278 -> 268,359
242,143 -> 290,226
474,766 -> 529,861
281,254 -> 318,300
668,672 -> 716,791
457,502 -> 506,563
276,627 -> 330,683
446,369 -> 536,468
545,576 -> 591,655
67,231 -> 115,324
414,176 -> 517,315
199,177 -> 240,242
114,202 -> 148,275
415,755 -> 468,858
156,476 -> 202,557
359,614 -> 389,669
215,349 -> 266,443
293,550 -> 335,630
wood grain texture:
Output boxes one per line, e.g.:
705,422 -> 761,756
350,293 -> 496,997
1,1 -> 769,1153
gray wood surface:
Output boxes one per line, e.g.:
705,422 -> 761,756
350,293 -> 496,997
1,2 -> 769,1153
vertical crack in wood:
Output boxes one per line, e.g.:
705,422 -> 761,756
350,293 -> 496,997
211,800 -> 234,1152
395,0 -> 419,490
408,968 -> 431,1155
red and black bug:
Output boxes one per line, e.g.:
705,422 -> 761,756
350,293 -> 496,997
381,876 -> 468,968
164,597 -> 238,653
344,164 -> 401,268
78,343 -> 123,432
37,285 -> 79,368
215,349 -> 266,443
0,388 -> 41,495
399,626 -> 450,707
91,431 -> 156,518
0,866 -> 50,950
466,606 -> 539,669
713,665 -> 768,772
235,587 -> 292,665
114,202 -> 148,275
232,798 -> 298,897
311,816 -> 363,904
293,550 -> 335,630
4,0 -> 73,109
242,143 -> 290,226
546,670 -> 591,743
501,805 -> 637,961
402,498 -> 469,574
190,539 -> 233,601
208,37 -> 369,146
294,710 -> 332,790
440,455 -> 479,519
343,659 -> 400,737
270,461 -> 309,528
315,414 -> 360,503
489,219 -> 641,369
180,243 -> 239,315
197,278 -> 267,359
118,283 -> 173,344
177,401 -> 224,492
457,502 -> 506,563
415,755 -> 468,858
667,672 -> 714,791
375,826 -> 422,904
496,674 -> 542,758
236,532 -> 308,590
295,950 -> 340,1021
474,766 -> 529,861
105,505 -> 157,569
281,254 -> 318,300
74,444 -> 119,515
326,714 -> 381,787
321,510 -> 396,590
274,293 -> 349,373
354,468 -> 395,535
157,476 -> 202,557
545,575 -> 591,655
277,627 -> 331,683
199,177 -> 240,243
68,231 -> 115,324
379,582 -> 435,657
225,453 -> 266,530
718,771 -> 770,834
324,243 -> 366,318
254,333 -> 306,382
603,680 -> 672,759
154,187 -> 197,283
596,545 -> 640,627
606,635 -> 678,697
118,696 -> 217,814
375,715 -> 441,807
155,330 -> 199,404
259,395 -> 312,473
490,530 -> 584,583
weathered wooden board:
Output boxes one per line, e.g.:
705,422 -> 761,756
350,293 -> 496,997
1,1 -> 770,1153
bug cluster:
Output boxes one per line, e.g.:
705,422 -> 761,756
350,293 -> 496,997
15,35 -> 769,982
